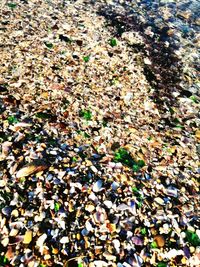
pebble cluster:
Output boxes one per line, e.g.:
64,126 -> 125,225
0,0 -> 199,266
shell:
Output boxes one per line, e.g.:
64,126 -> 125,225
16,160 -> 49,178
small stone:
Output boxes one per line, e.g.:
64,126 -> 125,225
1,237 -> 9,247
144,57 -> 152,65
112,239 -> 120,252
44,254 -> 51,260
1,141 -> 12,157
36,233 -> 47,247
2,206 -> 12,216
111,181 -> 119,190
10,228 -> 19,237
154,197 -> 165,206
154,235 -> 165,247
52,247 -> 59,254
103,200 -> 113,209
91,260 -> 107,267
166,186 -> 178,197
81,228 -> 89,236
0,180 -> 6,187
60,236 -> 69,244
92,180 -> 103,192
16,160 -> 49,178
103,251 -> 116,261
90,165 -> 98,173
85,221 -> 93,232
23,230 -> 32,244
85,204 -> 95,212
132,236 -> 144,246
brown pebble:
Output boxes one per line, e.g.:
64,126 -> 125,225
154,235 -> 165,247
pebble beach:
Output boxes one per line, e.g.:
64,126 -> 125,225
0,0 -> 199,266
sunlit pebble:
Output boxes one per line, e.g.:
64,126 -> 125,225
85,204 -> 95,212
89,260 -> 108,267
90,165 -> 98,173
81,228 -> 89,236
115,162 -> 123,169
103,252 -> 117,262
57,171 -> 66,179
0,180 -> 6,187
103,200 -> 113,209
112,239 -> 120,252
89,192 -> 99,203
9,228 -> 19,237
121,262 -> 131,267
60,236 -> 69,244
108,162 -> 116,168
117,203 -> 129,211
69,186 -> 76,194
2,206 -> 12,217
93,179 -> 103,192
1,237 -> 9,247
23,230 -> 32,244
86,221 -> 93,232
36,234 -> 47,247
154,197 -> 165,206
111,181 -> 119,190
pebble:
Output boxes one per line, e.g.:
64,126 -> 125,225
86,221 -> 93,232
103,251 -> 116,261
10,228 -> 19,237
154,197 -> 165,206
0,180 -> 6,187
90,165 -> 98,173
103,200 -> 113,209
154,235 -> 165,248
60,236 -> 69,244
36,233 -> 47,247
111,181 -> 119,190
112,239 -> 120,252
23,230 -> 32,244
90,260 -> 107,267
1,237 -> 9,247
85,204 -> 95,212
166,186 -> 178,197
92,180 -> 103,192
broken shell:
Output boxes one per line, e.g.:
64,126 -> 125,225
16,160 -> 49,178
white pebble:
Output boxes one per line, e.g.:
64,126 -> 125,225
90,165 -> 98,173
36,234 -> 47,247
86,221 -> 93,232
92,180 -> 103,192
103,200 -> 113,209
60,236 -> 69,244
0,180 -> 6,187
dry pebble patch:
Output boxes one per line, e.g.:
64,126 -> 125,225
0,0 -> 199,267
